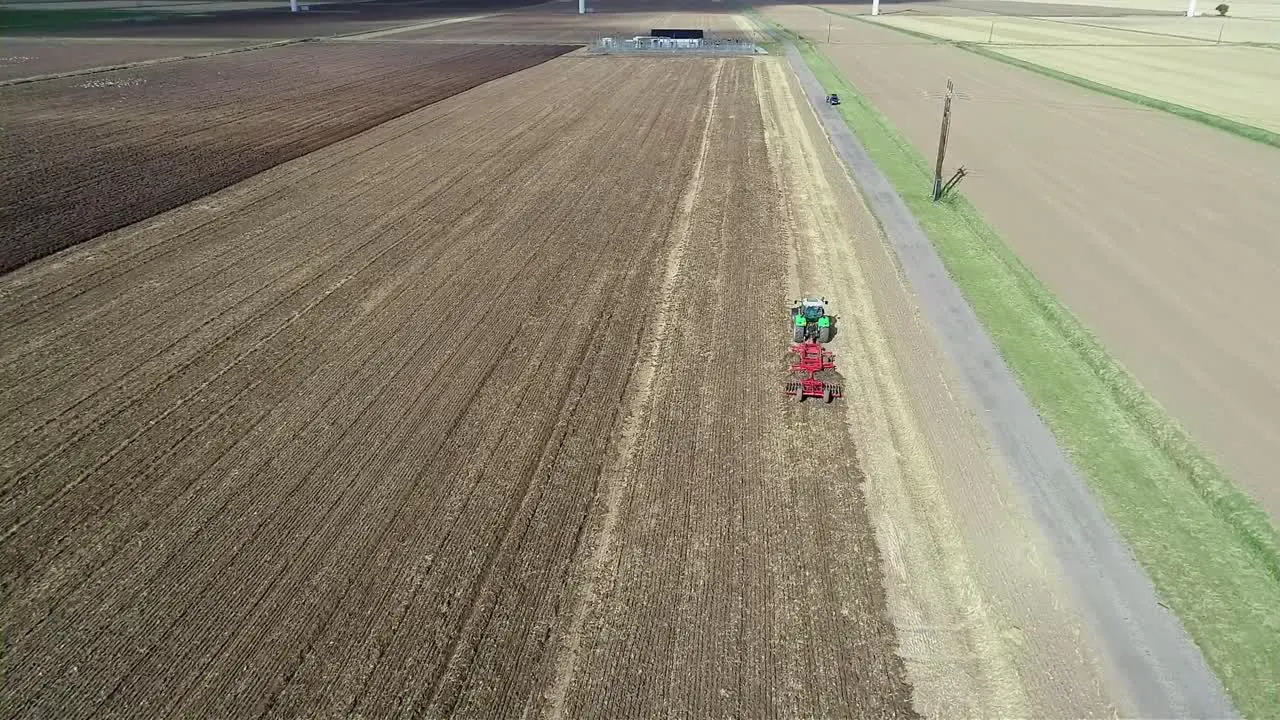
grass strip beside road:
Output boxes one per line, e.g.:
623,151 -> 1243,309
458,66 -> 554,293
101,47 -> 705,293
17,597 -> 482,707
763,18 -> 1280,718
815,7 -> 1280,149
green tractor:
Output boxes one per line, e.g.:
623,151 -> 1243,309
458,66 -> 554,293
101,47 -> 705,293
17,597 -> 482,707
791,297 -> 836,344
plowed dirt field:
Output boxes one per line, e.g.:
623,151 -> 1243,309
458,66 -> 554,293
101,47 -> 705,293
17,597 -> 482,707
0,37 -> 260,82
0,41 -> 573,274
0,54 -> 916,718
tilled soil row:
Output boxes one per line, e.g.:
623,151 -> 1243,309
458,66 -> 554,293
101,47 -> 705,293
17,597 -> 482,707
0,41 -> 574,274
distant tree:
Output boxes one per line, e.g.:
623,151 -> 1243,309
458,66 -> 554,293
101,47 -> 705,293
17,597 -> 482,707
1215,3 -> 1229,14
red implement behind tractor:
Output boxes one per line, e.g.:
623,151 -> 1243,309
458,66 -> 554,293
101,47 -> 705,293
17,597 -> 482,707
784,339 -> 843,403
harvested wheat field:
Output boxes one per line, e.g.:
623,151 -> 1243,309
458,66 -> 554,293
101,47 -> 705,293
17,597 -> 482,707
0,41 -> 573,273
0,54 -> 927,718
864,14 -> 1280,131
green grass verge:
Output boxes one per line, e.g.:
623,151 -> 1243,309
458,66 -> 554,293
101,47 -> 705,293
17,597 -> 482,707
758,16 -> 1280,718
0,7 -> 152,32
815,6 -> 1280,149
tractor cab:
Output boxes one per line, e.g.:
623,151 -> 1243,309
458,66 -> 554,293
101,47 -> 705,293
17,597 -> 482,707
790,297 -> 835,344
799,299 -> 825,321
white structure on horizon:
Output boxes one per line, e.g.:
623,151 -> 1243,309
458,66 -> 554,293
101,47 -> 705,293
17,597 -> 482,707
623,35 -> 703,49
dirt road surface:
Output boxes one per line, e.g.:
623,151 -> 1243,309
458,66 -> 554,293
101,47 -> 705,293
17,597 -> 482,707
0,41 -> 572,273
0,54 -> 918,718
767,4 -> 1280,518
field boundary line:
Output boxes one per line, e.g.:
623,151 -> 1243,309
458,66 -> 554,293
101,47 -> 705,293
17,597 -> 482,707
327,13 -> 495,41
539,59 -> 724,720
749,12 -> 1254,719
814,6 -> 1280,148
0,36 -> 308,87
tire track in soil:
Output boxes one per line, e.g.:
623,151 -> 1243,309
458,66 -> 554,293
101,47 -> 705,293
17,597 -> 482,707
539,56 -> 724,720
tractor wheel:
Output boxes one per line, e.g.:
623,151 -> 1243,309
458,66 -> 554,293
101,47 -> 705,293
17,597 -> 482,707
793,324 -> 806,344
817,326 -> 831,344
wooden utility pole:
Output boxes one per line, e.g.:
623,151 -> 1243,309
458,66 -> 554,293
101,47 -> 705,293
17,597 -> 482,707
932,79 -> 954,202
827,21 -> 832,43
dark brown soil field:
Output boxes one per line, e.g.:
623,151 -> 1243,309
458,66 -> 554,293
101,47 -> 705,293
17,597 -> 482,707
0,55 -> 915,718
6,0 -> 555,38
0,41 -> 573,274
0,37 -> 260,82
